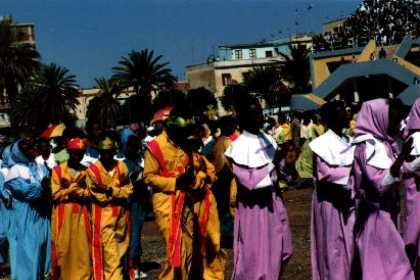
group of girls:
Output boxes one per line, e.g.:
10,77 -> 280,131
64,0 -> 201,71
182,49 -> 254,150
310,98 -> 420,280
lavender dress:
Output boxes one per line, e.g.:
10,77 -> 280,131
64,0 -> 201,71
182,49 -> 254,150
352,142 -> 414,280
351,99 -> 414,279
402,157 -> 420,262
225,131 -> 293,280
402,99 -> 420,262
309,130 -> 355,280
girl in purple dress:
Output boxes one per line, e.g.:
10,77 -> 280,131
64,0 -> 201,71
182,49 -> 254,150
352,99 -> 414,280
402,99 -> 420,269
225,95 -> 293,280
309,101 -> 356,280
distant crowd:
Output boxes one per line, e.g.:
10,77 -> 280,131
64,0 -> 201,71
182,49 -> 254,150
317,0 -> 420,50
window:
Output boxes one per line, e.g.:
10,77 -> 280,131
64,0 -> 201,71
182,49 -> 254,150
222,73 -> 232,86
234,49 -> 243,60
274,47 -> 279,55
249,49 -> 257,59
265,50 -> 273,58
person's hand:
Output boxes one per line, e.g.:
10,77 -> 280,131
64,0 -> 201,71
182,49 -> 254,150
120,176 -> 130,186
76,175 -> 87,189
92,184 -> 112,195
391,138 -> 413,177
176,167 -> 195,191
61,178 -> 70,189
92,183 -> 104,192
402,137 -> 414,158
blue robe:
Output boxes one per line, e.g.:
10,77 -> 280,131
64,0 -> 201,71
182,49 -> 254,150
3,142 -> 51,280
121,127 -> 136,154
0,165 -> 8,265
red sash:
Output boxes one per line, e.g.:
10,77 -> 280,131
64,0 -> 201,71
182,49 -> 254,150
89,162 -> 128,280
89,163 -> 122,217
229,132 -> 239,142
148,140 -> 212,265
148,140 -> 188,267
51,165 -> 91,280
92,203 -> 104,280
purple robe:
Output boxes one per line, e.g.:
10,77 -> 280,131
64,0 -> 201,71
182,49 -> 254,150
226,131 -> 293,280
405,99 -> 420,132
351,99 -> 414,279
353,142 -> 414,280
311,156 -> 355,280
402,162 -> 420,261
402,98 -> 420,262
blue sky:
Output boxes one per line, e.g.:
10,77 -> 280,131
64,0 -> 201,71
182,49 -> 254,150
2,0 -> 360,87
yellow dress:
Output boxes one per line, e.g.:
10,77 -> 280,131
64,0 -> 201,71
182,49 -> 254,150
51,162 -> 92,280
86,160 -> 133,280
143,131 -> 225,280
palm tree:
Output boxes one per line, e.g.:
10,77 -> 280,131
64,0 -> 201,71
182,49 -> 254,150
242,66 -> 290,107
11,63 -> 80,130
243,66 -> 280,97
221,84 -> 249,113
186,87 -> 218,120
86,77 -> 122,129
0,17 -> 40,105
112,49 -> 175,96
112,49 -> 175,121
278,44 -> 311,93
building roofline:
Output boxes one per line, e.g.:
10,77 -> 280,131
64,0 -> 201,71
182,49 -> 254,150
218,42 -> 280,49
219,34 -> 315,50
213,61 -> 281,70
310,46 -> 365,60
186,57 -> 284,70
185,62 -> 215,70
218,38 -> 292,49
13,22 -> 35,27
292,32 -> 318,37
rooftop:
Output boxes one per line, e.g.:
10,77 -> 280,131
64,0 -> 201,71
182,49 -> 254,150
186,56 -> 284,70
310,46 -> 365,60
219,37 -> 292,49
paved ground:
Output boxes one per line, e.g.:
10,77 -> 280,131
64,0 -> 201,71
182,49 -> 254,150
141,187 -> 313,279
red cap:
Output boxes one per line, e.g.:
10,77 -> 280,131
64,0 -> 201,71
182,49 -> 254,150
66,138 -> 86,150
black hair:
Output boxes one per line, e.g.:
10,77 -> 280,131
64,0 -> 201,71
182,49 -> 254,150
169,102 -> 192,121
236,94 -> 262,130
389,98 -> 410,118
85,120 -> 102,135
278,113 -> 287,124
320,100 -> 345,128
63,126 -> 86,139
37,137 -> 50,145
218,115 -> 238,136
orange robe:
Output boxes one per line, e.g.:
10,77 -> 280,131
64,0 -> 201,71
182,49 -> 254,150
143,131 -> 225,280
86,160 -> 134,280
51,162 -> 92,280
